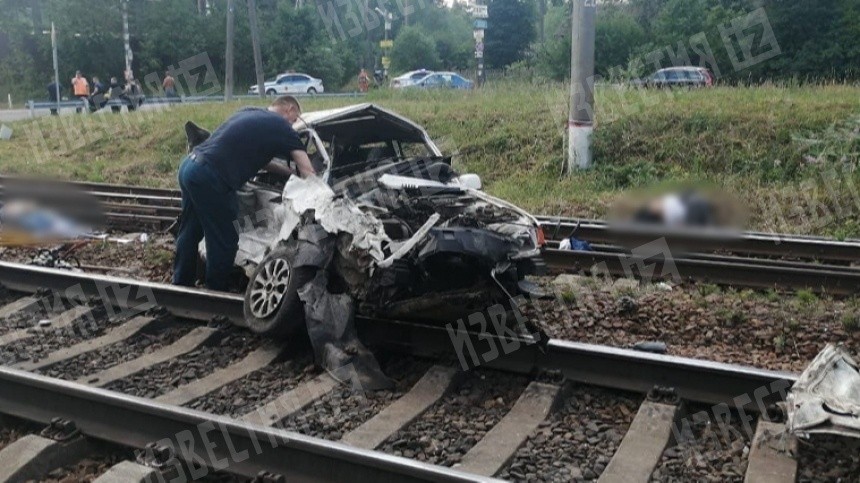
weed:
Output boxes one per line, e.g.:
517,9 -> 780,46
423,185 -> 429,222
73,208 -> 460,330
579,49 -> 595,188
773,334 -> 786,351
697,283 -> 721,298
794,289 -> 818,306
561,290 -> 576,304
841,312 -> 860,333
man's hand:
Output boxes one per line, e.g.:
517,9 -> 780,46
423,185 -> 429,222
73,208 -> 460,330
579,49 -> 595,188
291,150 -> 317,178
264,159 -> 294,177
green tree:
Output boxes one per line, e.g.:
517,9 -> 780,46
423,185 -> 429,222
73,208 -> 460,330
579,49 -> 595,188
595,6 -> 646,77
485,0 -> 536,69
390,26 -> 439,73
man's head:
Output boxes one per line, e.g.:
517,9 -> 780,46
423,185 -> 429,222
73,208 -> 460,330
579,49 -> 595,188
269,95 -> 302,124
93,76 -> 100,83
110,77 -> 117,83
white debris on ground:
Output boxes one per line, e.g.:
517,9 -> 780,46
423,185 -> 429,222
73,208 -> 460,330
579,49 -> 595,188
786,344 -> 860,439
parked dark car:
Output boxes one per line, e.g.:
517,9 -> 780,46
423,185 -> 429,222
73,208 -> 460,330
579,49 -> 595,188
633,67 -> 713,88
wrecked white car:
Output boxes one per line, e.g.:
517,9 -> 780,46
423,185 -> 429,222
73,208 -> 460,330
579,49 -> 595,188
190,104 -> 546,339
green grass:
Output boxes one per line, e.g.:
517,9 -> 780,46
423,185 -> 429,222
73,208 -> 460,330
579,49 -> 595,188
2,83 -> 860,235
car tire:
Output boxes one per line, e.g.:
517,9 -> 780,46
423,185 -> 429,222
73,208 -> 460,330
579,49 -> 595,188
266,89 -> 277,95
307,87 -> 317,94
243,242 -> 317,339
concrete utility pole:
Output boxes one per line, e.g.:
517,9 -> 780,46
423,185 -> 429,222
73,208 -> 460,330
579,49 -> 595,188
51,22 -> 59,113
122,0 -> 133,81
225,0 -> 235,100
567,0 -> 596,171
248,0 -> 266,99
472,3 -> 488,87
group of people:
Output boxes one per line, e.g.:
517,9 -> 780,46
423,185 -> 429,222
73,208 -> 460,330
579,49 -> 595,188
46,70 -> 153,115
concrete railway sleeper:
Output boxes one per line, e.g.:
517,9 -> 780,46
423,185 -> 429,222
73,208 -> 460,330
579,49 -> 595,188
0,264 -> 854,480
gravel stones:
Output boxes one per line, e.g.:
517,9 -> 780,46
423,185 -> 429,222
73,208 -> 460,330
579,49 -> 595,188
279,356 -> 432,440
498,387 -> 640,482
528,275 -> 860,372
0,297 -> 59,337
103,329 -> 264,399
0,306 -> 119,366
187,356 -> 318,417
650,404 -> 753,482
797,434 -> 860,482
379,369 -> 528,466
39,321 -> 193,380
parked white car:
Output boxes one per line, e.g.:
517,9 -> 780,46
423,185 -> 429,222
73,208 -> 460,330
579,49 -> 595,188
390,69 -> 433,89
249,73 -> 324,95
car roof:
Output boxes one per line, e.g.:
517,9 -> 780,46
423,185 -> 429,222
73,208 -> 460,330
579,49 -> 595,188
396,69 -> 432,78
292,103 -> 431,145
658,66 -> 707,72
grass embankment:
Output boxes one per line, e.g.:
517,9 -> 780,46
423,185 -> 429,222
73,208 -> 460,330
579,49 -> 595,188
1,84 -> 859,236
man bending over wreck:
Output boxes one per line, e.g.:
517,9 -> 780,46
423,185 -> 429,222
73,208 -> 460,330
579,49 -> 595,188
173,95 -> 316,290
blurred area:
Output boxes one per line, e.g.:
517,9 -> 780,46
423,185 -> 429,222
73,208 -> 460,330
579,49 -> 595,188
0,178 -> 105,244
608,184 -> 746,231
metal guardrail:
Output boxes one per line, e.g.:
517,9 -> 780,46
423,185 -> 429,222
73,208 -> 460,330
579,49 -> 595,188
25,92 -> 366,117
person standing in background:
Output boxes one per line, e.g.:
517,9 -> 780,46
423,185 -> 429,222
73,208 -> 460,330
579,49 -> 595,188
71,71 -> 89,113
47,81 -> 62,115
358,69 -> 369,93
163,71 -> 177,97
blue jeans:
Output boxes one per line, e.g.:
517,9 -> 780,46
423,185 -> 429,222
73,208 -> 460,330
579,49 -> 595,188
172,155 -> 239,291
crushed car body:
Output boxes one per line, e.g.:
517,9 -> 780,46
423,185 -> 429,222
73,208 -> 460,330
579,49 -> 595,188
786,344 -> 860,439
190,104 -> 545,386
217,103 -> 545,326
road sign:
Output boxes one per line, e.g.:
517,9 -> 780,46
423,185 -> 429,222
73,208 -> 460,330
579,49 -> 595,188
381,56 -> 391,68
473,29 -> 484,41
472,5 -> 488,18
473,19 -> 488,29
476,42 -> 484,53
475,51 -> 483,58
379,39 -> 393,49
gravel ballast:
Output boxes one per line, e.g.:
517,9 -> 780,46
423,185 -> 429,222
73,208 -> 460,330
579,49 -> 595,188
650,404 -> 753,482
379,369 -> 528,466
103,329 -> 264,398
0,306 -> 123,366
526,275 -> 860,372
797,434 -> 860,482
186,356 -> 318,417
0,296 -> 63,337
278,355 -> 432,440
40,319 -> 193,380
498,386 -> 641,482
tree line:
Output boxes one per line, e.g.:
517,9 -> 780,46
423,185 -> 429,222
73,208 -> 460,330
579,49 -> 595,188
0,0 -> 857,100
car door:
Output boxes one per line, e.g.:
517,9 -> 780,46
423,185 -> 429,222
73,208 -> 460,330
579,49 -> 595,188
293,75 -> 311,92
421,74 -> 442,88
276,76 -> 294,94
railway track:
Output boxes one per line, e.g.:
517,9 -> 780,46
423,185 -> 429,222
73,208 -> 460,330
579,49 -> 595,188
0,261 -> 845,481
4,177 -> 860,295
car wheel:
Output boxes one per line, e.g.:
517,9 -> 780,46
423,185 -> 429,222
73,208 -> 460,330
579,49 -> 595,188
243,242 -> 316,339
307,87 -> 317,94
266,89 -> 277,95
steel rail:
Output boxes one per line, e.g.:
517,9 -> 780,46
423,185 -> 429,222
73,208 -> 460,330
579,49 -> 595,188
0,261 -> 796,408
541,248 -> 860,295
0,366 -> 491,482
0,176 -> 180,198
545,241 -> 860,275
539,217 -> 860,262
4,177 -> 859,262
